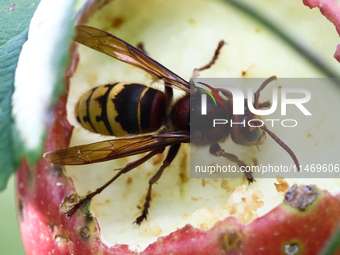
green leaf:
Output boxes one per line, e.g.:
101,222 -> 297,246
0,0 -> 41,190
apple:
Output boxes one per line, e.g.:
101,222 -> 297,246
15,0 -> 340,254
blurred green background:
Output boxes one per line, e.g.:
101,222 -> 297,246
0,176 -> 25,255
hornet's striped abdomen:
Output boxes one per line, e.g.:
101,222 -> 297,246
75,83 -> 166,137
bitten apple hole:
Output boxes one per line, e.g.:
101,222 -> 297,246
64,0 -> 340,250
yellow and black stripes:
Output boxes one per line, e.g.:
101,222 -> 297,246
94,84 -> 116,135
75,83 -> 166,137
113,84 -> 147,136
76,87 -> 98,133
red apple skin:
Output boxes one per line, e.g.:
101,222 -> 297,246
143,188 -> 340,255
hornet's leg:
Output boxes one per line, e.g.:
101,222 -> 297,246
209,143 -> 254,183
134,143 -> 181,225
64,148 -> 165,218
136,42 -> 148,55
192,41 -> 226,79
